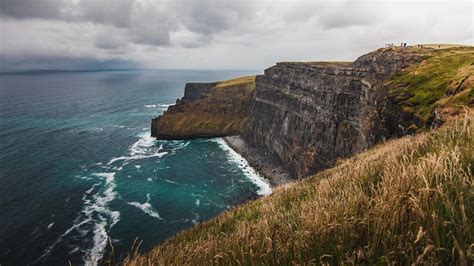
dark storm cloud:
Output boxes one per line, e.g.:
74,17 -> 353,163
73,0 -> 133,28
0,0 -> 65,19
0,0 -> 472,71
0,0 -> 133,27
176,0 -> 257,35
0,0 -> 258,47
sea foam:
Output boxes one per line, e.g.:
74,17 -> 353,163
108,131 -> 168,165
83,172 -> 120,265
212,138 -> 272,196
144,103 -> 173,110
128,194 -> 163,220
35,173 -> 119,265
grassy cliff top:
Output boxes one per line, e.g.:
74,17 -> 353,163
215,75 -> 256,90
420,44 -> 473,49
384,46 -> 474,121
128,110 -> 473,265
152,75 -> 256,139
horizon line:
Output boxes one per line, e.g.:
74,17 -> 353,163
0,68 -> 262,75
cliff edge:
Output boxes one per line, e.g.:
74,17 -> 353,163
151,76 -> 255,139
152,45 -> 474,180
131,44 -> 474,265
244,47 -> 474,177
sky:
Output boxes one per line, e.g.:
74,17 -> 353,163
0,0 -> 472,71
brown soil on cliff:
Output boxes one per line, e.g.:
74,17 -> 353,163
125,111 -> 473,265
151,76 -> 255,139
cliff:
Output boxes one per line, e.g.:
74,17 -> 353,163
245,46 -> 473,178
132,44 -> 474,265
152,46 -> 474,179
128,111 -> 474,265
151,76 -> 255,139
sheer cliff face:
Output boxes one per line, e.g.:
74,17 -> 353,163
244,48 -> 424,178
152,47 -> 472,179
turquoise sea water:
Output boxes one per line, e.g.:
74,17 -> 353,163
0,70 -> 270,265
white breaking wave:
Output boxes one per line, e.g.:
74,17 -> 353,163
130,132 -> 156,155
212,138 -> 272,196
128,194 -> 163,220
144,103 -> 173,109
39,131 -> 169,264
36,173 -> 120,265
110,125 -> 126,129
168,140 -> 190,154
83,172 -> 120,265
163,179 -> 180,185
35,216 -> 92,264
158,103 -> 173,109
108,132 -> 168,165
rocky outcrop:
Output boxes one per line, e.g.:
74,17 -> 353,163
152,46 -> 473,180
244,48 -> 426,178
151,76 -> 255,139
182,82 -> 218,101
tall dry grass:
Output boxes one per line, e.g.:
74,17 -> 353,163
123,111 -> 473,265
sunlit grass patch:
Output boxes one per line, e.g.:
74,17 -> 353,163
384,47 -> 474,121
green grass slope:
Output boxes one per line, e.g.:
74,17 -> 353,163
384,46 -> 474,122
125,111 -> 473,265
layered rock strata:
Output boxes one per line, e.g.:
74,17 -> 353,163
153,47 -> 471,180
243,48 -> 425,177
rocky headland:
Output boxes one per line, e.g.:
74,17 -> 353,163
151,45 -> 474,182
125,44 -> 474,265
151,75 -> 256,139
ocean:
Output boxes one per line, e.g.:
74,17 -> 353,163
0,69 -> 270,265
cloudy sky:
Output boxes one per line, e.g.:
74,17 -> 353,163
0,0 -> 472,71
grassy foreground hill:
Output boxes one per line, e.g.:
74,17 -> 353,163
134,45 -> 474,264
124,110 -> 473,265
